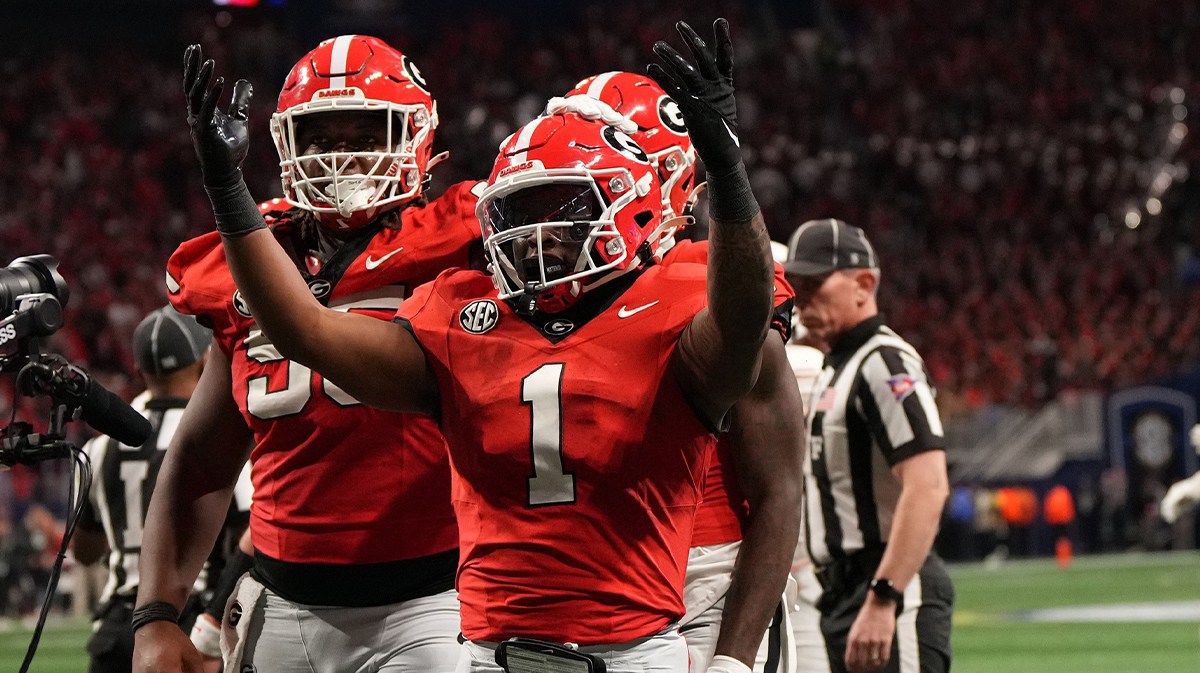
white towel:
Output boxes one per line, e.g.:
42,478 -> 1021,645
221,573 -> 264,673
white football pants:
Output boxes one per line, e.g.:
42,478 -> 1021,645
682,542 -> 806,673
233,584 -> 461,673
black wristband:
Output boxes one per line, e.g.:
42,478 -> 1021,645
131,601 -> 181,633
706,162 -> 760,224
204,177 -> 268,237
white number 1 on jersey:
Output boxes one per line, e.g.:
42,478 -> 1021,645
522,363 -> 576,506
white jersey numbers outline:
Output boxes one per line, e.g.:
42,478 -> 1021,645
522,363 -> 576,506
245,328 -> 361,420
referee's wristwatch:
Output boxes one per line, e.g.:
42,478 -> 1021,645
869,578 -> 904,614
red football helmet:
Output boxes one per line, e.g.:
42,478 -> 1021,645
478,113 -> 663,313
270,35 -> 437,231
566,72 -> 696,221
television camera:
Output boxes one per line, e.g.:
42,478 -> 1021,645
0,254 -> 152,673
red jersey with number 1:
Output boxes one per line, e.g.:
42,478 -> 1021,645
165,182 -> 482,565
396,262 -> 715,644
663,239 -> 795,546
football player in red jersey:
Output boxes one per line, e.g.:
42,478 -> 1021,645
552,73 -> 804,673
134,36 -> 481,673
175,19 -> 775,673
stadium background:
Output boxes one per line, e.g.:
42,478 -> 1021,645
1,0 -> 1199,670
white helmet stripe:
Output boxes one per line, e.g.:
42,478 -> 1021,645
830,218 -> 839,266
328,35 -> 354,89
585,71 -> 620,100
509,116 -> 547,164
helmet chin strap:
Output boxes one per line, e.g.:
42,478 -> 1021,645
515,286 -> 539,316
683,181 -> 707,215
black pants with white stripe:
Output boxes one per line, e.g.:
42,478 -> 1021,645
816,553 -> 953,673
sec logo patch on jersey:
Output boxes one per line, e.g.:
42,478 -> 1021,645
460,299 -> 499,334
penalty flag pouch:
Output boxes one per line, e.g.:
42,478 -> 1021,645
495,637 -> 607,673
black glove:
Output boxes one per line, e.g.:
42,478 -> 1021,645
648,19 -> 758,223
183,44 -> 264,237
648,19 -> 740,175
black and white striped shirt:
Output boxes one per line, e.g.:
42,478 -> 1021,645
78,393 -> 253,604
802,315 -> 944,566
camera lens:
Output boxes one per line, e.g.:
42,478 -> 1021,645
0,255 -> 70,317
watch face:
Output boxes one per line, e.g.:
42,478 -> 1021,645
871,579 -> 901,600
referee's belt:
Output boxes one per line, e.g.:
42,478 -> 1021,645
813,546 -> 885,599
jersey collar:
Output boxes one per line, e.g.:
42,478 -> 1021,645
509,266 -> 647,345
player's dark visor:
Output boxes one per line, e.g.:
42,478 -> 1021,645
485,184 -> 603,233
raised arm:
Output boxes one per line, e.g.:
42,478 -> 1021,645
714,335 -> 804,669
649,20 -> 774,426
181,45 -> 437,415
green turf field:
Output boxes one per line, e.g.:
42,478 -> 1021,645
952,551 -> 1200,673
0,617 -> 92,673
1,552 -> 1199,672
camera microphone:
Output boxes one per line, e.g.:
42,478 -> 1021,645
80,378 -> 153,446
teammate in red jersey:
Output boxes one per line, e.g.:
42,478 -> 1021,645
553,73 -> 803,673
177,19 -> 775,673
134,36 -> 480,673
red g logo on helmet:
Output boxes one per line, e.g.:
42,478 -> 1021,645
657,96 -> 688,135
602,126 -> 649,164
566,72 -> 696,226
401,55 -> 430,94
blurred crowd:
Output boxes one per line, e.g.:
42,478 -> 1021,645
1,0 -> 1199,607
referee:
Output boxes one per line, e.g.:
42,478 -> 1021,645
783,220 -> 953,673
73,306 -> 250,673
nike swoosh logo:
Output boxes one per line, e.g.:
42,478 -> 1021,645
618,301 -> 659,318
365,248 -> 403,270
723,120 -> 740,148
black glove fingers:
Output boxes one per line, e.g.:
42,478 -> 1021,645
200,76 -> 224,129
646,64 -> 690,104
229,79 -> 254,121
653,42 -> 706,92
188,59 -> 216,117
714,18 -> 734,80
183,45 -> 200,95
676,21 -> 720,81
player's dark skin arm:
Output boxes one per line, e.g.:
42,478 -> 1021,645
133,345 -> 253,673
673,210 -> 774,424
650,20 -> 774,427
715,334 -> 804,666
220,229 -> 441,415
